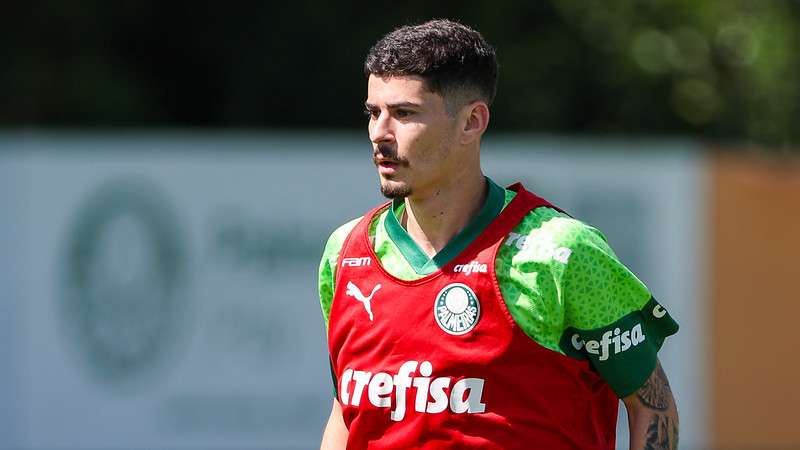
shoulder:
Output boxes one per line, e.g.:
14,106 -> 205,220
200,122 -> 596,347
498,205 -> 651,333
509,210 -> 653,330
494,207 -> 605,352
318,216 -> 363,328
320,216 -> 363,269
325,217 -> 364,250
504,206 -> 608,264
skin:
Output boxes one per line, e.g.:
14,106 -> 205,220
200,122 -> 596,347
320,399 -> 347,450
623,360 -> 680,450
321,74 -> 679,449
364,74 -> 490,256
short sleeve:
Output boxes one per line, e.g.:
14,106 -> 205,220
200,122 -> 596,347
318,218 -> 360,398
318,218 -> 360,329
552,220 -> 679,397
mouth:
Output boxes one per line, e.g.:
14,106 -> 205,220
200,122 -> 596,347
375,158 -> 401,175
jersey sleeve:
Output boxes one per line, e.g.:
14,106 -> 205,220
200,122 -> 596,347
318,217 -> 361,329
318,218 -> 361,398
551,219 -> 679,398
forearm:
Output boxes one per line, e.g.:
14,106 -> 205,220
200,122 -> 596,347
320,399 -> 348,450
623,360 -> 679,450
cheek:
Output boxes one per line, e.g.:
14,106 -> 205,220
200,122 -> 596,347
406,125 -> 451,164
395,125 -> 424,158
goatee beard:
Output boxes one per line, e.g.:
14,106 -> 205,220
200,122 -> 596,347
380,182 -> 411,199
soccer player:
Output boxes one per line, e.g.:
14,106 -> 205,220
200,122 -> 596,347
319,19 -> 679,450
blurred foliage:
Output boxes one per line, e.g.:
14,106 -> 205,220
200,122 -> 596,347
2,0 -> 799,148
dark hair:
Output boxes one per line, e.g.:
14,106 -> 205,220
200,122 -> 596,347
364,19 -> 498,110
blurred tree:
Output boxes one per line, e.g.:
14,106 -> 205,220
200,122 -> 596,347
1,0 -> 798,148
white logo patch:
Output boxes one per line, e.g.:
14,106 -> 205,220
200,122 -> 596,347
342,257 -> 371,267
346,281 -> 381,321
571,324 -> 646,361
434,283 -> 480,335
504,232 -> 572,264
453,260 -> 488,275
339,361 -> 486,421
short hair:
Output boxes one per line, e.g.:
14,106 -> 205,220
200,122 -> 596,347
364,19 -> 498,113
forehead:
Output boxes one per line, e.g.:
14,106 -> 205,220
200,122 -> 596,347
366,74 -> 441,106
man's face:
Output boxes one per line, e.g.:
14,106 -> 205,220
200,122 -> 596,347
365,74 -> 458,199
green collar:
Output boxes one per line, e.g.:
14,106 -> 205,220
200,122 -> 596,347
384,177 -> 505,275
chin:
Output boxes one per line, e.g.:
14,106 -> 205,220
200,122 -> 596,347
379,179 -> 412,199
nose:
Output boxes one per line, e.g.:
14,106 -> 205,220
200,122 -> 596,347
369,110 -> 394,144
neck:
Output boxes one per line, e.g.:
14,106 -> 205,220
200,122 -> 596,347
401,169 -> 487,257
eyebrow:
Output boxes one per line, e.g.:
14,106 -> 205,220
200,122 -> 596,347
364,101 -> 422,109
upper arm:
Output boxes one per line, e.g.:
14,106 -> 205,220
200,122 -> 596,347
319,218 -> 361,328
622,359 -> 675,413
623,359 -> 679,450
319,218 -> 362,399
553,219 -> 679,397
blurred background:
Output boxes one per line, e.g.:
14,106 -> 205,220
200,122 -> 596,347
1,1 -> 798,449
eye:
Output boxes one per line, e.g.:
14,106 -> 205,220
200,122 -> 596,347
364,108 -> 379,120
395,109 -> 413,119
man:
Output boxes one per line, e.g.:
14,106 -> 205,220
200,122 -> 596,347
319,19 -> 679,450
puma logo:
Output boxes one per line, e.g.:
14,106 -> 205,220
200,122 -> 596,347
346,281 -> 381,321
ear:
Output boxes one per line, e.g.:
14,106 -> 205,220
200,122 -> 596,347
459,101 -> 490,145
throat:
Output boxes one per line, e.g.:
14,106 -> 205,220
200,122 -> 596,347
400,178 -> 489,257
402,209 -> 462,257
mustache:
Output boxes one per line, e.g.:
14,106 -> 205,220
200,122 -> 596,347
373,143 -> 410,166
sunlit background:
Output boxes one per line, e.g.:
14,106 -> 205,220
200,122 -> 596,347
1,1 -> 799,449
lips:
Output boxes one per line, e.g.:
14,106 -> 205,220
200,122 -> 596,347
376,159 -> 401,175
373,156 -> 400,167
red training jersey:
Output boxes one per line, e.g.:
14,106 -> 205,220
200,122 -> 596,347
328,183 -> 618,449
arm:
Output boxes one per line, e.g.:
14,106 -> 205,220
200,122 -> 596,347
543,219 -> 679,447
320,399 -> 348,450
623,359 -> 679,450
319,222 -> 361,449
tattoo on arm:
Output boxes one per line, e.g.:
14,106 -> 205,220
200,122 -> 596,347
644,415 -> 677,450
637,362 -> 672,411
636,361 -> 679,450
